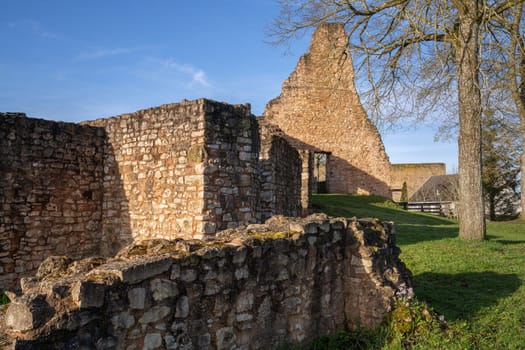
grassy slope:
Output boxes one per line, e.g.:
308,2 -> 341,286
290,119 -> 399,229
312,194 -> 525,349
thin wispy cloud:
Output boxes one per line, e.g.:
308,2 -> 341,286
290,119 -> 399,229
142,57 -> 211,88
7,20 -> 62,39
76,47 -> 143,60
160,58 -> 211,87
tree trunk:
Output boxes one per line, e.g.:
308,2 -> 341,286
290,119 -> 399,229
521,129 -> 525,220
456,1 -> 486,239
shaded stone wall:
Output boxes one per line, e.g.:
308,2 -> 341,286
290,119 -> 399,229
264,23 -> 392,197
0,113 -> 105,290
200,102 -> 260,233
299,150 -> 315,216
5,214 -> 411,350
258,119 -> 303,221
390,163 -> 446,202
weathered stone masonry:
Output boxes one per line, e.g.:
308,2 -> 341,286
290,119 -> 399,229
0,113 -> 106,290
0,100 -> 302,290
86,100 -> 261,247
1,22 -> 422,348
264,23 -> 392,197
5,215 -> 411,349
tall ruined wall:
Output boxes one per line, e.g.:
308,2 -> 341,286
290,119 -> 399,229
264,23 -> 391,197
86,99 -> 259,246
4,214 -> 412,349
258,119 -> 303,221
390,163 -> 446,202
0,113 -> 105,290
86,102 -> 206,248
201,102 -> 259,233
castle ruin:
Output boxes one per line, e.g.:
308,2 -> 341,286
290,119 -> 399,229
263,23 -> 392,197
0,100 -> 303,290
0,22 -> 437,349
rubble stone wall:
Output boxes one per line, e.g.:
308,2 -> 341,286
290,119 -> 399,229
0,113 -> 105,290
263,23 -> 392,197
86,99 -> 260,246
200,102 -> 260,234
5,215 -> 411,350
87,101 -> 210,247
258,119 -> 303,221
0,100 -> 303,290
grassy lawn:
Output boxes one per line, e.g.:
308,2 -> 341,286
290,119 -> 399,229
312,194 -> 525,349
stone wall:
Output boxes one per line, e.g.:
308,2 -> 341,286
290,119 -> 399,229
0,113 -> 106,291
299,150 -> 315,216
263,23 -> 392,197
390,163 -> 446,202
258,119 -> 303,221
4,214 -> 411,350
1,100 -> 303,290
86,99 -> 260,246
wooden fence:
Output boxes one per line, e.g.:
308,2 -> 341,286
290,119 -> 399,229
398,201 -> 456,217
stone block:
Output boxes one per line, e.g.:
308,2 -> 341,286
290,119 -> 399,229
235,291 -> 254,313
143,333 -> 162,350
90,256 -> 173,284
5,293 -> 53,332
111,311 -> 135,330
139,305 -> 172,324
151,278 -> 179,301
175,295 -> 189,318
216,327 -> 236,350
128,287 -> 146,309
71,281 -> 106,309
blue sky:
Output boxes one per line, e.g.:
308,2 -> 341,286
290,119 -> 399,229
1,0 -> 458,172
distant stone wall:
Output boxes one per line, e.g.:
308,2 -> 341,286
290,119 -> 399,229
390,163 -> 446,202
0,113 -> 105,290
264,23 -> 392,197
4,214 -> 412,350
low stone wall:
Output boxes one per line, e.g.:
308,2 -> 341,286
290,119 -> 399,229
4,214 -> 411,350
0,113 -> 105,291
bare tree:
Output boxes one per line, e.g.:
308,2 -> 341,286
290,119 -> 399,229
270,0 -> 525,238
499,3 -> 525,219
473,3 -> 525,219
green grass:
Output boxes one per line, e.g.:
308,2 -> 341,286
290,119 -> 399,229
0,290 -> 9,305
310,194 -> 525,349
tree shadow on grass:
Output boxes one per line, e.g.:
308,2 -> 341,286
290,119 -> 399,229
312,194 -> 459,245
413,271 -> 521,321
396,224 -> 459,245
485,235 -> 525,245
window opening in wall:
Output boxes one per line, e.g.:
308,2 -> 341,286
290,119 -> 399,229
314,152 -> 329,193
